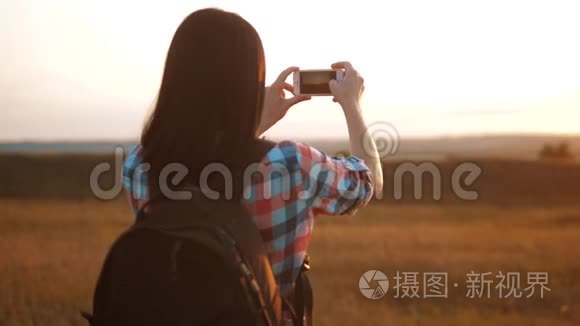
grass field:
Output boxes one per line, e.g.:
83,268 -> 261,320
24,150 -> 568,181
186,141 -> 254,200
1,199 -> 578,325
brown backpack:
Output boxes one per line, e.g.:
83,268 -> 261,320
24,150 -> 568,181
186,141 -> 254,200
85,192 -> 283,325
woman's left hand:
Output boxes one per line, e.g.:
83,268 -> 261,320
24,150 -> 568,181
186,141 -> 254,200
257,67 -> 311,136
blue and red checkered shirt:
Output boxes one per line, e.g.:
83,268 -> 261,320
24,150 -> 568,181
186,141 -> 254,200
123,140 -> 373,297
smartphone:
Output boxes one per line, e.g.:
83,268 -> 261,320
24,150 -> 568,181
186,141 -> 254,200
293,69 -> 344,96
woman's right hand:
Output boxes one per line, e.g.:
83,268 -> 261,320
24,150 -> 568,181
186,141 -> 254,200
329,61 -> 383,197
329,61 -> 365,107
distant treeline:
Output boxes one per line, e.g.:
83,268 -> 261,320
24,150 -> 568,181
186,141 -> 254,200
1,153 -> 579,207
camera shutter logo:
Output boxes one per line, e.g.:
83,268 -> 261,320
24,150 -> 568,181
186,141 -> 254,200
359,270 -> 389,299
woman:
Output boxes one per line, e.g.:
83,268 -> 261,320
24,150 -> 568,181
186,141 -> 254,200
122,8 -> 383,323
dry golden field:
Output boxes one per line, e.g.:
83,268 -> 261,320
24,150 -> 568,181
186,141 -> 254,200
1,199 -> 579,326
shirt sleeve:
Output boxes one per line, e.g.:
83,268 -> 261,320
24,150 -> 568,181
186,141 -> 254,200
123,144 -> 149,214
277,141 -> 374,216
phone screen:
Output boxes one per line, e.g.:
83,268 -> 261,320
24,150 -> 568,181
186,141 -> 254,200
300,70 -> 337,94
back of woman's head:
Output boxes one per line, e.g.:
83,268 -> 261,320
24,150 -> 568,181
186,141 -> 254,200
141,8 -> 265,192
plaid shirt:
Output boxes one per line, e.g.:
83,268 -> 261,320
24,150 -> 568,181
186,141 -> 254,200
123,140 -> 373,298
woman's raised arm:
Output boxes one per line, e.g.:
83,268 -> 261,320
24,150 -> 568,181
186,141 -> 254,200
329,61 -> 384,197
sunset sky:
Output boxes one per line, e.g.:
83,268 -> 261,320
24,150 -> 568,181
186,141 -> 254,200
1,0 -> 579,141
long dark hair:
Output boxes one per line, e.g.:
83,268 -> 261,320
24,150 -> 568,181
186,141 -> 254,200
141,9 -> 265,197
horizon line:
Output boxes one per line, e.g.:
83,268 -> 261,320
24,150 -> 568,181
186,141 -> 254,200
1,131 -> 580,144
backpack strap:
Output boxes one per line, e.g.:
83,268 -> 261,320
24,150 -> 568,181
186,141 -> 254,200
134,191 -> 266,254
292,254 -> 313,326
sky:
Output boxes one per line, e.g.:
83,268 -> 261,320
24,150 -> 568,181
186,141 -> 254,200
1,0 -> 579,141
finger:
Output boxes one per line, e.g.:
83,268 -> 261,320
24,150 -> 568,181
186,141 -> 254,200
331,61 -> 354,71
282,82 -> 295,95
285,95 -> 311,107
275,66 -> 299,85
329,79 -> 339,92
